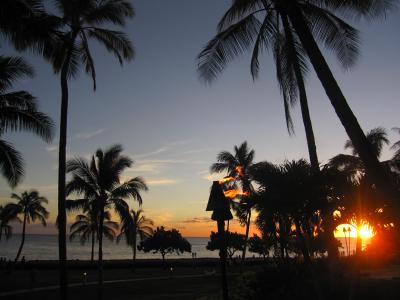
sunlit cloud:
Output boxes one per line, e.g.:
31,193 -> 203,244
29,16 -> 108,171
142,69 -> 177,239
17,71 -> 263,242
181,217 -> 214,224
146,179 -> 179,186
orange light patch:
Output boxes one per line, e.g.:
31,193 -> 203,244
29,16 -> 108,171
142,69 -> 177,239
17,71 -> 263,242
219,176 -> 235,184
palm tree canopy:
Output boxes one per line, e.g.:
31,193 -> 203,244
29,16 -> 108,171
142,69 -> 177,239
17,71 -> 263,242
0,55 -> 54,187
328,127 -> 390,178
7,190 -> 49,225
118,209 -> 154,245
66,144 -> 148,220
38,0 -> 135,90
69,210 -> 117,244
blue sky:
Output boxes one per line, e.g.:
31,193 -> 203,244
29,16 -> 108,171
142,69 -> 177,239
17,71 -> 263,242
1,0 -> 399,236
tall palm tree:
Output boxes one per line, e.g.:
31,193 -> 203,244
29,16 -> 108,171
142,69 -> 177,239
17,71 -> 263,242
69,210 -> 118,262
198,1 -> 360,173
24,1 -> 135,293
118,209 -> 153,268
0,55 -> 54,187
211,141 -> 255,261
66,144 -> 147,298
5,191 -> 49,261
198,0 -> 395,194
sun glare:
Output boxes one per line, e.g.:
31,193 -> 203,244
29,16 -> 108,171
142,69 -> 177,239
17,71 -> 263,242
335,223 -> 374,239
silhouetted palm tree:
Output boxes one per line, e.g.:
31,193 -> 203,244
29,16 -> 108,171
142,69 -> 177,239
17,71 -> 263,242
211,141 -> 255,261
69,210 -> 118,262
198,0 -> 395,190
0,55 -> 54,187
5,191 -> 48,261
328,127 -> 389,180
118,209 -> 153,268
28,1 -> 135,292
66,144 -> 147,298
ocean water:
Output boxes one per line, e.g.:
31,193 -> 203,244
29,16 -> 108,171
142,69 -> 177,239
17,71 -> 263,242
0,234 -> 364,261
0,235 -> 219,261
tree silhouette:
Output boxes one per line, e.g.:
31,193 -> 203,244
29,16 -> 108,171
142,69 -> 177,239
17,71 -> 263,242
211,141 -> 255,261
0,55 -> 54,187
20,1 -> 135,293
138,227 -> 191,265
198,0 -> 396,197
118,209 -> 153,268
69,210 -> 118,262
66,144 -> 147,298
5,190 -> 48,262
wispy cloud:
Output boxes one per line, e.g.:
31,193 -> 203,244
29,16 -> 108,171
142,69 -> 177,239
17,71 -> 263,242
178,148 -> 213,155
132,139 -> 193,159
46,145 -> 58,152
146,179 -> 179,186
75,128 -> 106,140
181,217 -> 214,224
128,159 -> 185,174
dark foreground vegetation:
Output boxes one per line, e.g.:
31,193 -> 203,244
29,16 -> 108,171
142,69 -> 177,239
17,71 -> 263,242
0,258 -> 399,299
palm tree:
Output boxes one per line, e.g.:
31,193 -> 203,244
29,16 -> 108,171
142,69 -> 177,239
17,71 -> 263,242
211,141 -> 255,261
328,127 -> 390,180
66,144 -> 147,298
69,210 -> 118,262
198,1 -> 360,173
0,204 -> 19,241
4,191 -> 49,261
198,0 -> 395,194
22,1 -> 135,292
118,209 -> 153,268
0,55 -> 54,187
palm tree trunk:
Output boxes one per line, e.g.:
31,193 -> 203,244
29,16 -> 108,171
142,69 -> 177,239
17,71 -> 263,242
132,235 -> 137,271
285,3 -> 386,187
241,209 -> 251,263
14,213 -> 27,262
91,231 -> 95,262
98,208 -> 105,300
281,14 -> 319,173
58,51 -> 73,299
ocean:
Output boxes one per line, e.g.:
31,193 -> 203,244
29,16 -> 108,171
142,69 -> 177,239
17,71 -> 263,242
0,235 -> 364,261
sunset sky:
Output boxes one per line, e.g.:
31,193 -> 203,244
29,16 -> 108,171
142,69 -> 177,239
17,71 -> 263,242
0,0 -> 399,237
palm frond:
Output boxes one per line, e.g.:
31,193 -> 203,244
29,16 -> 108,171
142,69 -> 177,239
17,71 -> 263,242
0,139 -> 23,187
197,15 -> 262,83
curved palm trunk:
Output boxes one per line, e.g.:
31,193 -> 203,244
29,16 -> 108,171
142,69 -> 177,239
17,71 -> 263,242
14,213 -> 27,262
98,208 -> 105,300
91,231 -> 95,262
285,3 -> 385,189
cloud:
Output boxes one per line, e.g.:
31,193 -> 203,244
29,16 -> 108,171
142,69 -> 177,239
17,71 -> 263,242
46,145 -> 58,152
146,179 -> 179,186
181,217 -> 214,224
178,148 -> 213,155
132,140 -> 193,159
75,128 -> 105,140
128,159 -> 184,174
198,170 -> 223,181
